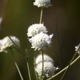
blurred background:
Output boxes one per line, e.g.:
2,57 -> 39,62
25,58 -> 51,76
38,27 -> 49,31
0,0 -> 80,80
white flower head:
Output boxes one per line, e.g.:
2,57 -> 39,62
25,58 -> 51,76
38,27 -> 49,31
0,36 -> 20,53
75,43 -> 80,54
35,62 -> 55,78
33,0 -> 52,7
35,54 -> 59,78
36,54 -> 54,64
27,23 -> 48,37
29,32 -> 53,50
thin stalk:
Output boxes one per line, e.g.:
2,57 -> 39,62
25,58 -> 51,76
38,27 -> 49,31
60,52 -> 77,80
47,55 -> 80,80
42,50 -> 44,79
33,55 -> 39,80
9,48 -> 24,80
26,58 -> 32,80
40,8 -> 43,23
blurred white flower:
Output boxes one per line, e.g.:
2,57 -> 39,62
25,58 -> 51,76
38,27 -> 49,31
0,17 -> 3,30
0,36 -> 20,53
27,23 -> 48,37
29,32 -> 53,50
35,54 -> 58,78
36,54 -> 54,64
33,0 -> 52,7
75,43 -> 80,54
0,17 -> 2,24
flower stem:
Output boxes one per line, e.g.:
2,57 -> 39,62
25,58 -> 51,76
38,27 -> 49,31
26,58 -> 32,80
41,50 -> 44,79
33,55 -> 39,80
40,8 -> 43,23
47,55 -> 80,80
60,52 -> 77,80
9,48 -> 24,80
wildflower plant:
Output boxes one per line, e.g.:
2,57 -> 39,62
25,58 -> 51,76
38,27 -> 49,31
0,0 -> 80,80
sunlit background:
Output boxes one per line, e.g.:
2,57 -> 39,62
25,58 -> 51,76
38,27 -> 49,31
0,0 -> 80,80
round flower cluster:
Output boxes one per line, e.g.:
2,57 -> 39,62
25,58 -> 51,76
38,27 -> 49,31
33,0 -> 52,7
0,36 -> 20,53
27,23 -> 53,51
35,54 -> 59,78
27,23 -> 48,37
29,32 -> 53,50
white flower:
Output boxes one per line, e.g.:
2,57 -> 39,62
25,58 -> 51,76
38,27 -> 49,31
35,62 -> 57,78
27,23 -> 48,37
36,54 -> 54,64
35,54 -> 58,78
0,36 -> 20,53
33,0 -> 52,7
75,43 -> 80,54
29,32 -> 53,50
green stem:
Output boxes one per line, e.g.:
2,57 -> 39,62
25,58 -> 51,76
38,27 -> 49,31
9,48 -> 24,80
40,8 -> 43,23
33,55 -> 39,80
60,52 -> 77,80
26,58 -> 32,80
47,55 -> 80,80
42,50 -> 44,79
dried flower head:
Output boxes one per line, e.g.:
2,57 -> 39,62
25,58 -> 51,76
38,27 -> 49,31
33,0 -> 52,7
27,23 -> 48,37
75,43 -> 80,54
0,36 -> 20,53
29,32 -> 53,50
35,54 -> 58,78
